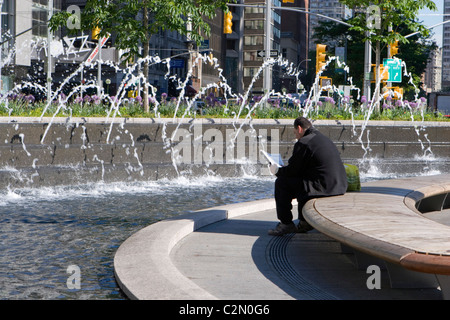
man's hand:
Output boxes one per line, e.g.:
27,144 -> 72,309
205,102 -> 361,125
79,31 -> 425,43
269,163 -> 279,175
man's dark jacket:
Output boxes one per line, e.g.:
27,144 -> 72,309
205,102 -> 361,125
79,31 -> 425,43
276,127 -> 348,197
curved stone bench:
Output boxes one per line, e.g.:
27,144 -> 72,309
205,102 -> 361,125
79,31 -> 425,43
303,173 -> 450,299
113,198 -> 278,300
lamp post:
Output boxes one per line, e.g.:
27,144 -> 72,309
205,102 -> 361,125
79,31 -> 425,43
97,36 -> 102,96
105,78 -> 111,95
47,0 -> 53,103
296,58 -> 311,94
263,0 -> 272,96
0,0 -> 4,94
363,33 -> 371,106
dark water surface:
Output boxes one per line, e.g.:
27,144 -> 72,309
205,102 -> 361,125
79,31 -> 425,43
0,163 -> 445,300
0,175 -> 277,299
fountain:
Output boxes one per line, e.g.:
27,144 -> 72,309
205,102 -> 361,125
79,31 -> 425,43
0,34 -> 449,299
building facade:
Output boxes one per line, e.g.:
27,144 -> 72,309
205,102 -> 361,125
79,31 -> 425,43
280,0 -> 309,93
0,0 -> 218,97
424,47 -> 442,93
1,0 -> 63,93
442,0 -> 450,90
308,0 -> 348,50
223,1 -> 244,95
0,0 -> 310,98
242,0 -> 282,95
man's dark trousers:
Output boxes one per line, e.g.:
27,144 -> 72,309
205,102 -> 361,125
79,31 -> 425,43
275,176 -> 313,225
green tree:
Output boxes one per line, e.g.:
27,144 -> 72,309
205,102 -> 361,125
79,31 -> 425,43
339,0 -> 437,107
312,19 -> 437,99
309,20 -> 365,91
50,0 -> 235,113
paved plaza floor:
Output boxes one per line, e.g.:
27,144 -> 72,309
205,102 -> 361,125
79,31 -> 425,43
169,207 -> 442,300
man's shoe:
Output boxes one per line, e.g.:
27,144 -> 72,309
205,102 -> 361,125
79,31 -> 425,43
297,221 -> 313,233
268,222 -> 298,236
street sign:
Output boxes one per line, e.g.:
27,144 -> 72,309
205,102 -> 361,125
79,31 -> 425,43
383,58 -> 402,83
257,50 -> 279,58
86,34 -> 110,64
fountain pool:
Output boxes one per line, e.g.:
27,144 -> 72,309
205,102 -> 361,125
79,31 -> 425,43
0,175 -> 276,299
0,164 -> 445,300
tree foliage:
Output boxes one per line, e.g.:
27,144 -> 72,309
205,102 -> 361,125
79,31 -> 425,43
50,0 -> 235,112
312,19 -> 437,97
50,0 -> 234,60
340,0 -> 437,47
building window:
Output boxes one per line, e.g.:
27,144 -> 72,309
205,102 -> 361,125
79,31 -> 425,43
32,0 -> 62,37
273,11 -> 281,24
244,67 -> 260,77
244,20 -> 264,30
244,36 -> 264,46
244,7 -> 264,14
273,27 -> 280,39
244,51 -> 263,61
226,40 -> 235,51
32,7 -> 48,37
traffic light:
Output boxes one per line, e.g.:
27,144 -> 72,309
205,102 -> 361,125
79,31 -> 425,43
393,86 -> 403,99
389,40 -> 399,57
383,86 -> 403,100
372,64 -> 388,82
224,12 -> 233,34
92,26 -> 101,40
282,0 -> 295,3
320,76 -> 332,88
316,44 -> 327,74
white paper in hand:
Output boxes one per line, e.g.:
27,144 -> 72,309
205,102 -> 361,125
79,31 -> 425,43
261,150 -> 283,168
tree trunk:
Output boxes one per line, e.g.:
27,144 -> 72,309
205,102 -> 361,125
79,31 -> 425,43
143,5 -> 150,113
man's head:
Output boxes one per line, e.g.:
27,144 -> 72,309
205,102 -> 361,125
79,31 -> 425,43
293,116 -> 312,140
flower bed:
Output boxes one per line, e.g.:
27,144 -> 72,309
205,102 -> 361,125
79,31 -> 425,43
0,92 -> 448,122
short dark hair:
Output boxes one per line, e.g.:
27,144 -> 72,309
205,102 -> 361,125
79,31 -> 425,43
294,116 -> 312,130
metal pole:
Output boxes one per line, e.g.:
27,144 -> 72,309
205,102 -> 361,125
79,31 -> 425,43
0,0 -> 3,94
81,65 -> 83,103
387,24 -> 392,88
137,47 -> 141,95
80,31 -> 84,103
405,20 -> 450,38
296,58 -> 311,94
186,14 -> 193,86
264,0 -> 272,96
228,3 -> 450,39
97,36 -> 102,96
228,3 -> 352,27
47,0 -> 53,103
363,34 -> 371,104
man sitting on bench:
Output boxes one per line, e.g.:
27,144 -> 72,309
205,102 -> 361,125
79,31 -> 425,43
268,116 -> 348,236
